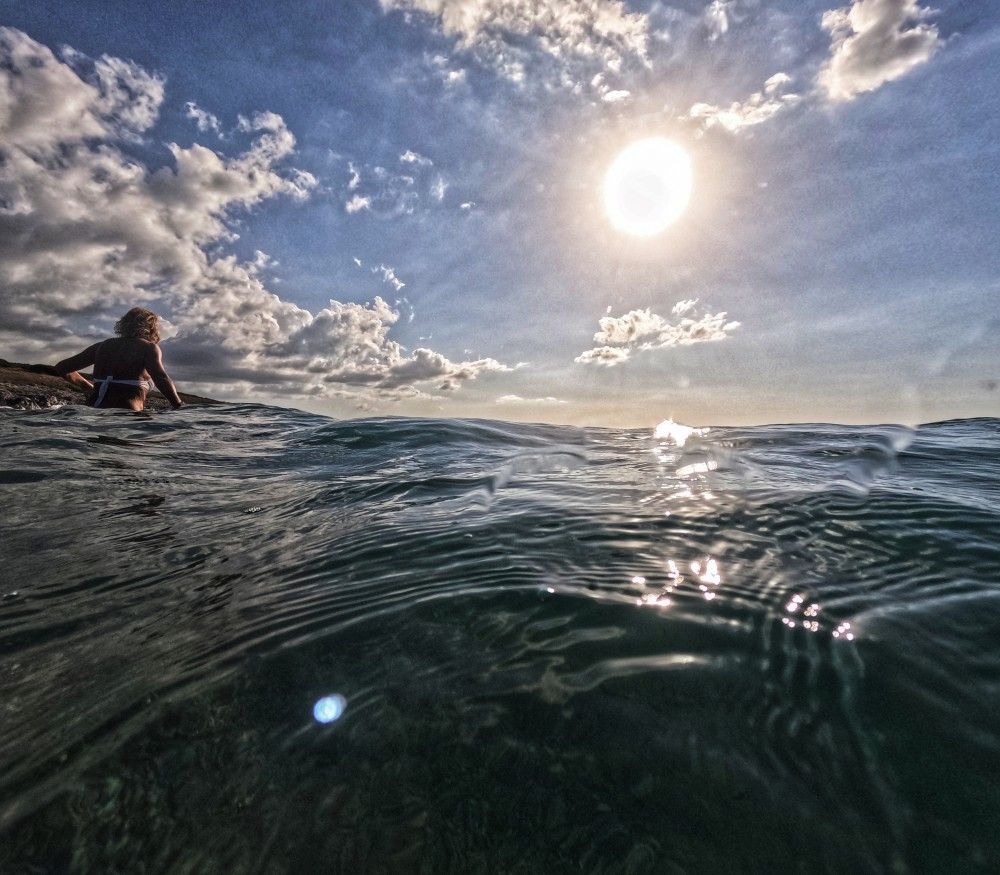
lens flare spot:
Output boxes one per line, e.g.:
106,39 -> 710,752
313,694 -> 347,724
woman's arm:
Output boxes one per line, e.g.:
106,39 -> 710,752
55,344 -> 99,391
144,343 -> 183,409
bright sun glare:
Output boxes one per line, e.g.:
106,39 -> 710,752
604,138 -> 693,237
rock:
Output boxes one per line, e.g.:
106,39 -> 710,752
0,359 -> 221,409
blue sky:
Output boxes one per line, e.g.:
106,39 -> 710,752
0,0 -> 996,425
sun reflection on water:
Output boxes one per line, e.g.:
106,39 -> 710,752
653,419 -> 709,447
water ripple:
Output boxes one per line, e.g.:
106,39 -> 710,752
0,407 -> 998,872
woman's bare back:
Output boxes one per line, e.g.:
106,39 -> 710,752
55,335 -> 183,411
90,338 -> 155,409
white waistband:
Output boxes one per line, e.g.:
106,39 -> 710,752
93,376 -> 151,407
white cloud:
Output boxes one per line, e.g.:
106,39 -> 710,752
430,174 -> 447,202
574,346 -> 631,367
576,302 -> 740,366
763,72 -> 792,94
685,72 -> 800,134
0,28 -> 164,150
819,0 -> 940,102
594,308 -> 670,345
601,89 -> 631,103
427,52 -> 470,86
340,158 -> 439,218
705,1 -> 734,40
0,28 -> 509,401
347,161 -> 361,190
400,149 -> 432,166
381,0 -> 650,86
266,297 -> 511,391
460,201 -> 476,210
496,394 -> 567,405
686,1 -> 939,135
184,101 -> 222,136
345,193 -> 372,213
373,264 -> 405,291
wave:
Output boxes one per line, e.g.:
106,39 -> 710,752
1,407 -> 998,872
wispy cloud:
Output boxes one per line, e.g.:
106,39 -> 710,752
400,148 -> 432,166
684,0 -> 941,139
339,155 -> 443,219
496,395 -> 567,405
184,101 -> 223,137
819,0 -> 940,102
574,346 -> 631,367
373,263 -> 405,291
430,174 -> 447,202
381,0 -> 649,88
347,161 -> 361,190
704,0 -> 735,41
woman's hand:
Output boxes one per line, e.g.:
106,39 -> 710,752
64,371 -> 94,392
55,344 -> 99,392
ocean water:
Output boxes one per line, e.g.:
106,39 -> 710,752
0,405 -> 997,874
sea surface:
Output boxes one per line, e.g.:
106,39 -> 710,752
0,405 -> 998,874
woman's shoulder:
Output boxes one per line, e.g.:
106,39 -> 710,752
105,337 -> 157,350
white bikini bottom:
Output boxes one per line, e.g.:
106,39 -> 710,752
92,376 -> 152,407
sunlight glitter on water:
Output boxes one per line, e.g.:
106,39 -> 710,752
653,419 -> 709,447
0,406 -> 996,873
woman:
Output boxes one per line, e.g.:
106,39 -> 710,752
55,308 -> 184,411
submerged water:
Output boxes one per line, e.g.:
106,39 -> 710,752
0,405 -> 997,874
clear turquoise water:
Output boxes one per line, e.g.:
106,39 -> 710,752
1,406 -> 998,873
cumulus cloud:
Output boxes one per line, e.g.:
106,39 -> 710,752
575,302 -> 740,366
268,297 -> 511,392
819,0 -> 940,102
184,101 -> 222,136
685,72 -> 800,134
381,0 -> 650,87
593,308 -> 671,346
0,28 -> 164,150
0,28 -> 509,401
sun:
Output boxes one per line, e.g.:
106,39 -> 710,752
604,138 -> 693,237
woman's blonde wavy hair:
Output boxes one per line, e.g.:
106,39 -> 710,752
114,307 -> 160,343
